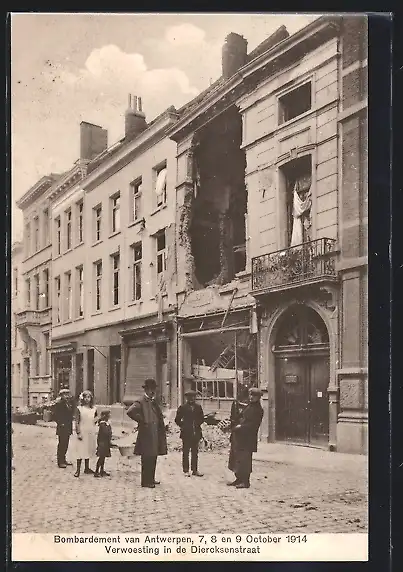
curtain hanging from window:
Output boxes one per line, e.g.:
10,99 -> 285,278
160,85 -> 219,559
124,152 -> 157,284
290,175 -> 312,247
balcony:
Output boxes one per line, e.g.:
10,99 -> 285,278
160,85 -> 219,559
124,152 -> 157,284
251,238 -> 338,294
15,308 -> 51,328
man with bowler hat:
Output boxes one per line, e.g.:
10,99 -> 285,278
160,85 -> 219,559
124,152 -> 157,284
175,389 -> 205,477
53,388 -> 74,468
227,387 -> 264,489
126,379 -> 167,488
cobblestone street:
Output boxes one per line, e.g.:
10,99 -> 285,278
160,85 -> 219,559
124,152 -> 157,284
11,424 -> 368,534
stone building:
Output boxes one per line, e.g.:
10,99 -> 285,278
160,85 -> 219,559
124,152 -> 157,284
49,97 -> 180,408
15,175 -> 59,405
171,15 -> 367,453
14,15 -> 367,453
11,241 -> 25,407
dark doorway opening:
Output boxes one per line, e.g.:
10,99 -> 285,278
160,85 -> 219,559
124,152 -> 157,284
87,349 -> 94,396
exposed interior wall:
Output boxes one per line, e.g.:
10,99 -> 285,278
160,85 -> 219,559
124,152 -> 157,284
189,106 -> 247,288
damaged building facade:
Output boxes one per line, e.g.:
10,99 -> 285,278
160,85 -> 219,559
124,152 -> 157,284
14,16 -> 367,454
170,16 -> 367,454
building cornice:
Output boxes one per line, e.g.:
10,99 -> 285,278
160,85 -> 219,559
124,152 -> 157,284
167,16 -> 340,142
47,161 -> 88,202
15,175 -> 57,210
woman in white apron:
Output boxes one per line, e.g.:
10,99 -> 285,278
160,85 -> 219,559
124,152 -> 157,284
72,390 -> 98,477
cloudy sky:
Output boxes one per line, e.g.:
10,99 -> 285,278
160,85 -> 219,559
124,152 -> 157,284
11,12 -> 319,240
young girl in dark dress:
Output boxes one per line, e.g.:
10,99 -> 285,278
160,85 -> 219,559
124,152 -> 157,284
94,410 -> 112,478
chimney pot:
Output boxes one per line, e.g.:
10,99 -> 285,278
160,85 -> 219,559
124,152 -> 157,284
124,94 -> 147,140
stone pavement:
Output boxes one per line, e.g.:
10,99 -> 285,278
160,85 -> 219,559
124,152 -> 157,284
11,423 -> 368,534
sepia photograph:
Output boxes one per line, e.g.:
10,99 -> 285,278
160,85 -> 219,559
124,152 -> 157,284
10,12 -> 368,561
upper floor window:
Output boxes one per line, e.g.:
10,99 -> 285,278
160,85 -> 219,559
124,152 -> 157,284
94,260 -> 102,311
77,200 -> 84,244
65,209 -> 72,250
93,205 -> 102,242
43,268 -> 49,308
55,217 -> 61,255
34,274 -> 40,310
25,222 -> 31,257
111,193 -> 121,233
43,208 -> 49,245
156,229 -> 167,278
131,242 -> 142,301
130,178 -> 142,222
54,276 -> 61,323
76,265 -> 84,318
154,164 -> 167,208
64,271 -> 72,321
25,278 -> 31,308
111,253 -> 120,307
33,216 -> 40,252
13,267 -> 18,297
280,154 -> 312,248
278,82 -> 312,125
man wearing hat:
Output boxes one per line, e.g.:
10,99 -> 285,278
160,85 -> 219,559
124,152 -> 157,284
175,389 -> 205,477
126,379 -> 167,488
228,387 -> 264,489
53,388 -> 74,468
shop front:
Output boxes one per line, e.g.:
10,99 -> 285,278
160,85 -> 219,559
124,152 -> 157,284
178,307 -> 258,417
120,318 -> 177,408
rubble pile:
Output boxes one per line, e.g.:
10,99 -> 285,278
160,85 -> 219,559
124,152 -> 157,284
166,422 -> 231,453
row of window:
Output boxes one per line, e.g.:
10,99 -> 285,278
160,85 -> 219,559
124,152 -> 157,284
24,268 -> 50,310
53,229 -> 167,323
54,165 -> 167,256
24,208 -> 50,257
24,78 -> 313,262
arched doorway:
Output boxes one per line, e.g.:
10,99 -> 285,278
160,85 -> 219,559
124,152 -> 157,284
274,305 -> 330,447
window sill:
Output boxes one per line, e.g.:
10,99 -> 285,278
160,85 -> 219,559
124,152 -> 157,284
235,270 -> 251,280
92,240 -> 103,247
62,320 -> 73,325
128,300 -> 143,308
75,241 -> 85,249
150,204 -> 167,217
53,254 -> 62,261
64,248 -> 73,255
108,305 -> 121,313
128,218 -> 145,229
74,316 -> 84,322
22,243 -> 52,262
109,230 -> 121,239
91,311 -> 103,317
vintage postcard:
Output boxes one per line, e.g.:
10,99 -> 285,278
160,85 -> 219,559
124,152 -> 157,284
10,12 -> 369,562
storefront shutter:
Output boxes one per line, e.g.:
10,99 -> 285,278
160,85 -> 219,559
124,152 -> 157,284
124,345 -> 156,402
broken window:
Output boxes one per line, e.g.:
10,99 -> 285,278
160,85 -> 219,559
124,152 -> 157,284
154,164 -> 167,208
278,82 -> 312,124
184,330 -> 258,409
188,106 -> 247,288
280,155 -> 312,247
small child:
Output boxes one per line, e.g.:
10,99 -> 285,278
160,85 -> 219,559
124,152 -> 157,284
94,410 -> 112,478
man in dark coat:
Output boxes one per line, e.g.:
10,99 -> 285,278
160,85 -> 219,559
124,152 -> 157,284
126,378 -> 167,488
53,388 -> 74,468
175,389 -> 205,477
228,387 -> 264,489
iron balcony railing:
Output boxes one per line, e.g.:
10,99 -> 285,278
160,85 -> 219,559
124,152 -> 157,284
251,237 -> 337,292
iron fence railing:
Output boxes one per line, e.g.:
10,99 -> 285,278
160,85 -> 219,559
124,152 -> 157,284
251,237 -> 337,292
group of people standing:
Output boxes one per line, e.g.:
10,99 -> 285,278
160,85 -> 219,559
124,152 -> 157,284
53,389 -> 113,478
53,377 -> 264,489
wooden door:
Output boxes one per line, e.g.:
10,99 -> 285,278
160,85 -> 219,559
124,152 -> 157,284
275,356 -> 309,443
307,357 -> 329,445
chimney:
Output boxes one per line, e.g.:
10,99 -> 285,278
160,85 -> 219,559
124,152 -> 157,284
80,122 -> 108,161
222,33 -> 248,79
125,94 -> 147,140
